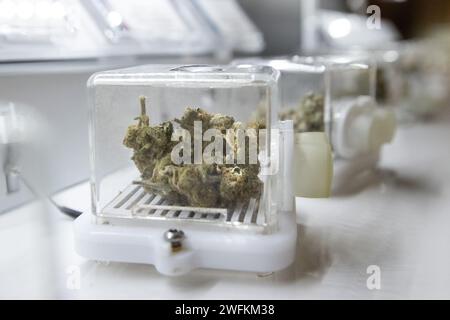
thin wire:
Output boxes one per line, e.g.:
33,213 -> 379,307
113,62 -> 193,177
19,174 -> 83,219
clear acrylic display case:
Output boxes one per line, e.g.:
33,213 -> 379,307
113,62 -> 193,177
233,55 -> 395,160
234,56 -> 333,130
87,64 -> 280,234
76,63 -> 337,275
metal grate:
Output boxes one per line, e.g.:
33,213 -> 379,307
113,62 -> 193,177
101,184 -> 265,227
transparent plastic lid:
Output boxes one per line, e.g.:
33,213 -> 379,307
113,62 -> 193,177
88,64 -> 280,233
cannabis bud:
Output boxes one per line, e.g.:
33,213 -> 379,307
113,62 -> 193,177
252,92 -> 325,133
123,96 -> 262,208
280,93 -> 325,132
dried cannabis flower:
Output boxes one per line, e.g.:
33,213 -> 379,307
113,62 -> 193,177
280,93 -> 324,132
123,96 -> 176,179
123,96 -> 262,208
251,92 -> 325,133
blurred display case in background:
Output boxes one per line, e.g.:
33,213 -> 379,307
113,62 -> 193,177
0,0 -> 105,61
0,0 -> 265,62
81,0 -> 219,57
193,0 -> 264,55
343,40 -> 450,123
233,55 -> 396,192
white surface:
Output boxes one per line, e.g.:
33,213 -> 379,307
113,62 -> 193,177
2,110 -> 450,299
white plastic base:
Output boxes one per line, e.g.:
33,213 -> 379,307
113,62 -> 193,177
74,211 -> 297,276
332,151 -> 380,192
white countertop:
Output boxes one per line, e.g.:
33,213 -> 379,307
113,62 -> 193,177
2,110 -> 450,299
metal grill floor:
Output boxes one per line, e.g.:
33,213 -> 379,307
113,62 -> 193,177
101,184 -> 266,227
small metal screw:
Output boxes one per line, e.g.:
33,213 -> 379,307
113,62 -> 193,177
164,229 -> 185,252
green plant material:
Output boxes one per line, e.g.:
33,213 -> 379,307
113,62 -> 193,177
251,93 -> 325,133
123,96 -> 176,179
251,92 -> 325,133
280,93 -> 324,132
123,96 -> 262,208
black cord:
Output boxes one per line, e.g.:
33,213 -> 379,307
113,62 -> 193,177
47,196 -> 83,219
19,175 -> 83,219
54,205 -> 83,219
